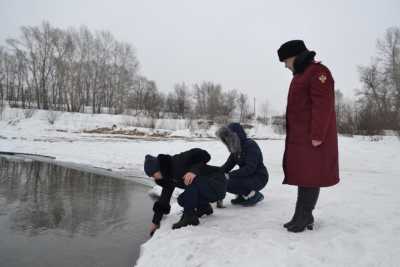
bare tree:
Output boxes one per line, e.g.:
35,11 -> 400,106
237,92 -> 250,123
2,21 -> 140,114
357,26 -> 400,133
0,46 -> 5,111
174,82 -> 190,118
220,89 -> 237,119
377,27 -> 400,129
206,83 -> 223,120
258,99 -> 269,125
335,89 -> 356,135
128,75 -> 148,114
193,81 -> 231,120
143,80 -> 163,118
193,82 -> 208,117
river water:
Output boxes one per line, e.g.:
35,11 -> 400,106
0,156 -> 153,267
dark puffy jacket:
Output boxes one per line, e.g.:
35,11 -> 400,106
152,148 -> 226,225
219,123 -> 269,182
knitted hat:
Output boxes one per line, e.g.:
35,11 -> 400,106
277,40 -> 308,62
144,155 -> 160,177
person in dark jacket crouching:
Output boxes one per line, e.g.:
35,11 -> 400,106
144,148 -> 227,236
216,123 -> 268,206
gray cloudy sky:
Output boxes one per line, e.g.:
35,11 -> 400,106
1,0 -> 399,113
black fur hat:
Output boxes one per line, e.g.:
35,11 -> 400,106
277,40 -> 308,62
144,155 -> 160,177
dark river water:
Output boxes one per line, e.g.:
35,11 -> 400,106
0,156 -> 153,267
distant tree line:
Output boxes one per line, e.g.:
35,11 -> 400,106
127,80 -> 253,123
0,22 -> 139,113
335,27 -> 400,135
4,22 -> 397,135
0,21 -> 254,122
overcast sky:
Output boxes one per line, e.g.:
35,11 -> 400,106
1,0 -> 399,113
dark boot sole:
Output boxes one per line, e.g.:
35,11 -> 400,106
216,200 -> 226,208
283,222 -> 294,229
241,194 -> 264,207
287,223 -> 314,233
284,220 -> 312,229
231,199 -> 246,205
172,220 -> 199,230
196,210 -> 213,218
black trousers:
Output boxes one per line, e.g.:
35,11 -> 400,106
227,176 -> 267,196
177,174 -> 226,213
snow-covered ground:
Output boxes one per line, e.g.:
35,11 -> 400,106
1,107 -> 400,267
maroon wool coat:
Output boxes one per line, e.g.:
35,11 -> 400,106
283,62 -> 340,187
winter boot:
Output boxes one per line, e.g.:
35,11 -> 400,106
241,191 -> 264,206
284,203 -> 301,229
172,213 -> 199,230
287,187 -> 320,233
196,204 -> 213,218
284,187 -> 301,229
286,209 -> 314,232
231,195 -> 246,205
216,199 -> 226,208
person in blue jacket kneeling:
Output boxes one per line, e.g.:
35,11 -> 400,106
216,123 -> 268,206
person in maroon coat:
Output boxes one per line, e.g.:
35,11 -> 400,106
277,40 -> 340,232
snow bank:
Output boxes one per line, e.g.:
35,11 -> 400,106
1,107 -> 399,267
136,136 -> 400,267
0,106 -> 283,140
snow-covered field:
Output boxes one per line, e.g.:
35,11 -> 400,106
1,107 -> 400,267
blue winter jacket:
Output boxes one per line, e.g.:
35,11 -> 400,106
221,123 -> 269,182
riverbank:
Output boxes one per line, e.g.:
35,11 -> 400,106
1,107 -> 400,267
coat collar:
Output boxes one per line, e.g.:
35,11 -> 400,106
293,50 -> 316,75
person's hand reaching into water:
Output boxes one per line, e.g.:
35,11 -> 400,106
149,223 -> 159,237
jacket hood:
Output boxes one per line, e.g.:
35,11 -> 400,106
227,123 -> 247,142
216,123 -> 247,154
